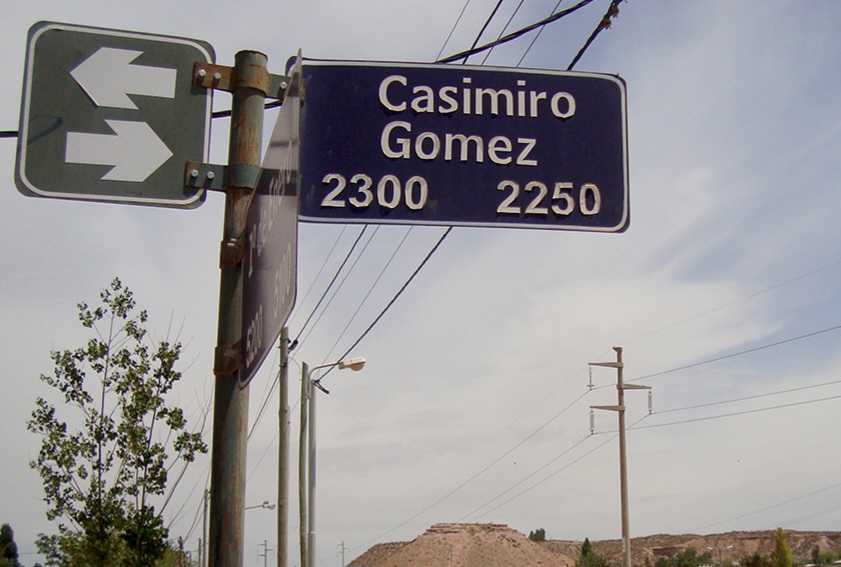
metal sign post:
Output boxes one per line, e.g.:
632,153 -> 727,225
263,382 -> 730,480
16,21 -> 213,207
298,61 -> 629,231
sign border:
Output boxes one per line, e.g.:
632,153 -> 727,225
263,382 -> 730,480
16,21 -> 214,208
297,59 -> 629,232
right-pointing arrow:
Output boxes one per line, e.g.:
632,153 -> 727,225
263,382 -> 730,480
70,47 -> 177,110
65,120 -> 173,182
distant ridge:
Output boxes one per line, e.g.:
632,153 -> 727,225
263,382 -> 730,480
350,524 -> 841,567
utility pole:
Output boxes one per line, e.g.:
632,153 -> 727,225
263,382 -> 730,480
202,489 -> 209,567
208,50 -> 269,567
278,327 -> 290,567
307,367 -> 317,567
298,362 -> 310,567
259,540 -> 273,567
338,541 -> 348,567
590,347 -> 649,567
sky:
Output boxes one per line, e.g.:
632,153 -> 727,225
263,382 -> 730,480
2,1 -> 841,566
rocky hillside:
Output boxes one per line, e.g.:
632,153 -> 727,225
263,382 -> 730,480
546,531 -> 841,567
349,524 -> 841,567
349,523 -> 575,567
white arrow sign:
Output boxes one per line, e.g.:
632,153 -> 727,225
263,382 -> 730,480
65,119 -> 173,182
70,47 -> 177,110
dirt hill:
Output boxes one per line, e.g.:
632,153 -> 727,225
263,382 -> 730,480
349,524 -> 841,567
349,523 -> 575,567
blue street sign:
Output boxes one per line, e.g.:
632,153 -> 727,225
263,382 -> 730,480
298,61 -> 628,231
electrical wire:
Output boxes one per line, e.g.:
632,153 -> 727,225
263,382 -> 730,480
294,226 -> 381,354
655,378 -> 841,415
627,322 -> 841,384
618,256 -> 841,348
458,433 -> 591,522
353,384 -> 591,552
631,394 -> 841,431
696,479 -> 841,533
463,0 -> 506,64
321,227 -> 414,363
291,226 -> 368,348
472,413 -> 649,521
515,0 -> 564,67
436,0 -> 475,62
437,0 -> 597,64
321,226 -> 452,381
567,0 -> 623,70
292,226 -> 350,322
480,0 -> 527,65
349,0 -> 635,549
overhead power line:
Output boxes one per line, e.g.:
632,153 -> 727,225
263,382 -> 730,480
323,226 -> 453,381
436,0 -> 474,62
656,378 -> 841,415
481,0 -> 527,65
568,0 -> 623,70
464,0 -> 506,64
514,0 -> 561,67
437,0 -> 598,63
632,393 -> 841,431
291,226 -> 369,349
627,322 -> 841,384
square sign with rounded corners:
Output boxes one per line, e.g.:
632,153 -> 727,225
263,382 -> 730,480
298,60 -> 629,231
15,21 -> 214,208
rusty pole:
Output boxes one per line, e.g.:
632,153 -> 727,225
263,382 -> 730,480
209,50 -> 268,567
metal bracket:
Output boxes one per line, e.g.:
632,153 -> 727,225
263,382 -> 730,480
228,163 -> 262,190
220,232 -> 247,268
193,62 -> 290,100
185,161 -> 227,192
214,340 -> 243,376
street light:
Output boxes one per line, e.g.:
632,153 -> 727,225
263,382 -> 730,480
246,500 -> 277,511
298,357 -> 366,567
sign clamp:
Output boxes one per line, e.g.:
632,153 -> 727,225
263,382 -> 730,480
183,63 -> 291,196
193,60 -> 292,378
214,339 -> 243,376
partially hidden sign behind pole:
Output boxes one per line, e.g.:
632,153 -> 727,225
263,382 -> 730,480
15,22 -> 213,208
239,54 -> 301,387
299,61 -> 629,231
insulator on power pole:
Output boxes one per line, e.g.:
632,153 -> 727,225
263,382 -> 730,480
589,409 -> 595,435
588,366 -> 594,390
648,390 -> 653,414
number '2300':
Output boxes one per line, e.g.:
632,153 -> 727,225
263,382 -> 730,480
321,173 -> 428,210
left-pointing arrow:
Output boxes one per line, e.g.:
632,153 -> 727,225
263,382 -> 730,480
65,120 -> 173,182
70,47 -> 177,110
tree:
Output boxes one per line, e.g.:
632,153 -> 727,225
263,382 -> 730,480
0,524 -> 21,567
742,552 -> 770,567
28,279 -> 208,567
655,548 -> 713,567
770,528 -> 792,567
578,537 -> 608,567
528,528 -> 546,542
